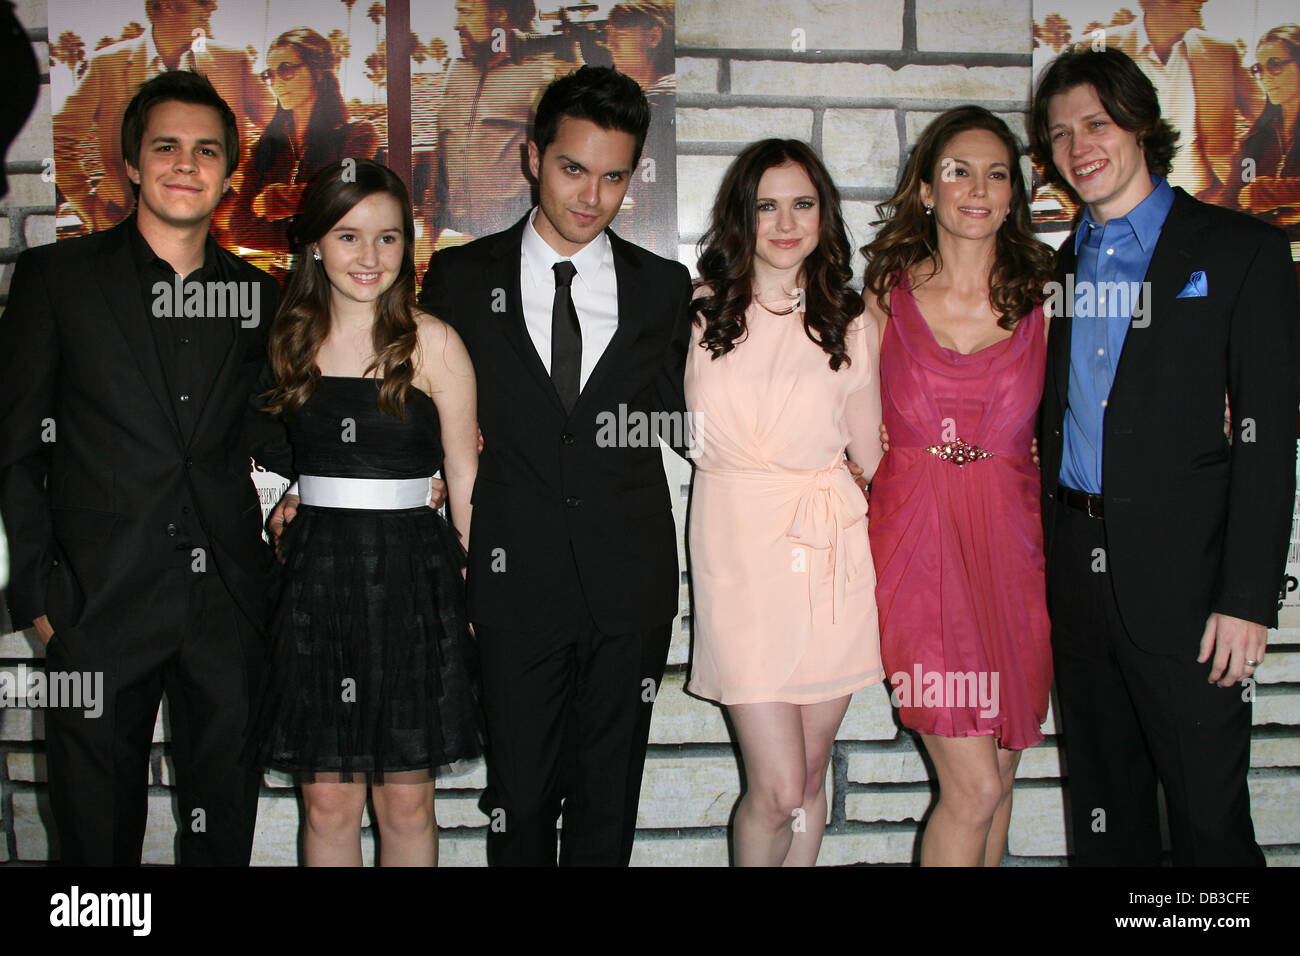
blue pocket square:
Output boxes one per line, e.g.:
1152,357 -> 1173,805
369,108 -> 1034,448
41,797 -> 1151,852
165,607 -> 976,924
1176,270 -> 1207,298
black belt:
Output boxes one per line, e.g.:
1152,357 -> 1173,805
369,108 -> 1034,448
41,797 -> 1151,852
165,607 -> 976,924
1056,485 -> 1104,519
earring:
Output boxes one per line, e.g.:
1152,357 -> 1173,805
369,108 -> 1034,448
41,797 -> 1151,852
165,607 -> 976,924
312,249 -> 321,261
924,205 -> 933,216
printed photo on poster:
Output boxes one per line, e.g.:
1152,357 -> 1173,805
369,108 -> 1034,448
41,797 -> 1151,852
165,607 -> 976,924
409,0 -> 677,272
1032,0 -> 1300,254
49,0 -> 391,279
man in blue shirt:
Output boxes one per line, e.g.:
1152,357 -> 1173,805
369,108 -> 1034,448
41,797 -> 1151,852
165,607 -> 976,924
1032,46 -> 1298,865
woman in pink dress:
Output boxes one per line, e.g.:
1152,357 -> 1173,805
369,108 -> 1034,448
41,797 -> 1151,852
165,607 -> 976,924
862,107 -> 1055,866
686,139 -> 884,866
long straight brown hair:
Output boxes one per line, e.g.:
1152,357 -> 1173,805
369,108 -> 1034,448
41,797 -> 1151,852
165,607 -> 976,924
862,106 -> 1053,330
264,159 -> 419,418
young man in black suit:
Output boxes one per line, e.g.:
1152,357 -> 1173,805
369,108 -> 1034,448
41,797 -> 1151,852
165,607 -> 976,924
0,71 -> 291,865
1031,46 -> 1299,865
420,65 -> 692,866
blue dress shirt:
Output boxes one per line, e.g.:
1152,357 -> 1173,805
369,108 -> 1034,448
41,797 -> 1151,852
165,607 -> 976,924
1059,177 -> 1175,494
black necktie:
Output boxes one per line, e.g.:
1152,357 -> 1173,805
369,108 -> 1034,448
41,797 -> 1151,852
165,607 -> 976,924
551,260 -> 582,413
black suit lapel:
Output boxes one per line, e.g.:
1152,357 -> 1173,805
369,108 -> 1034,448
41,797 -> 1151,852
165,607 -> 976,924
575,230 -> 644,410
1111,190 -> 1206,398
95,225 -> 184,446
488,225 -> 564,413
1052,239 -> 1077,412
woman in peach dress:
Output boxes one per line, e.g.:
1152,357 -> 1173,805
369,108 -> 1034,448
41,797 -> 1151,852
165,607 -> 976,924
686,139 -> 884,866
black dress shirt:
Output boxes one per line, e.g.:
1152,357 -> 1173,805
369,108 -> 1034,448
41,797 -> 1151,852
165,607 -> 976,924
128,216 -> 235,440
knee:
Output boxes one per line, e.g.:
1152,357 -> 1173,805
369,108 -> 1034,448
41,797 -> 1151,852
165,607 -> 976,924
943,774 -> 1004,826
746,773 -> 807,829
802,757 -> 831,805
303,788 -> 365,836
373,788 -> 435,836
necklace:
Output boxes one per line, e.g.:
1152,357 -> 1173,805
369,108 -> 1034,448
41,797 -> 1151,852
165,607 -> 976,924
754,293 -> 801,316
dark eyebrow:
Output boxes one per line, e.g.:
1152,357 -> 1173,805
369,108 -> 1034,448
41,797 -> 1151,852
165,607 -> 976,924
329,225 -> 403,233
556,152 -> 632,177
149,135 -> 224,149
950,159 -> 1010,169
756,194 -> 819,202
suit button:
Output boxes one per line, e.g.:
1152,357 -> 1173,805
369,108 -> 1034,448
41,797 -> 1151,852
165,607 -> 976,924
182,505 -> 190,514
184,457 -> 193,468
565,496 -> 581,507
166,523 -> 178,536
561,432 -> 575,445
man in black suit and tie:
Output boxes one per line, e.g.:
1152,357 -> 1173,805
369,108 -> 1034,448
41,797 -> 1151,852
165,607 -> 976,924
1031,46 -> 1299,865
0,71 -> 290,865
420,65 -> 692,866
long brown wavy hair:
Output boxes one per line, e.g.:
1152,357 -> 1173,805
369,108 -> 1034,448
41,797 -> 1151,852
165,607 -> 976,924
695,139 -> 862,370
862,107 -> 1054,330
264,159 -> 419,418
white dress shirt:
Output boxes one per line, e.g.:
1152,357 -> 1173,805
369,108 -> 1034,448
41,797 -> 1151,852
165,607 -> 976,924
520,207 -> 620,391
143,27 -> 199,78
1133,18 -> 1207,195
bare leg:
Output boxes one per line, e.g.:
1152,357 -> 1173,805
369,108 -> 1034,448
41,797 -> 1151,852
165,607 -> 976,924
371,776 -> 437,867
301,780 -> 367,867
982,746 -> 1021,867
783,695 -> 852,867
728,702 -> 807,867
918,734 -> 1004,866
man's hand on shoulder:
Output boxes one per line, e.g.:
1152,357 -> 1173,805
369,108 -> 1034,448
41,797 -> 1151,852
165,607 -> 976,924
1198,612 -> 1267,687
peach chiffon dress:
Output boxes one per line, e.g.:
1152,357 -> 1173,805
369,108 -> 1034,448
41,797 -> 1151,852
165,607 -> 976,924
685,303 -> 885,705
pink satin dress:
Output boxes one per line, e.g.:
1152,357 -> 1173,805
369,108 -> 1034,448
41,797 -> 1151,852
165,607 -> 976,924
868,273 -> 1052,750
685,304 -> 885,705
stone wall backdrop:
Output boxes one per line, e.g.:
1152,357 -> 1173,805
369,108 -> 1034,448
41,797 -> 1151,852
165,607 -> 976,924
2,0 -> 1298,866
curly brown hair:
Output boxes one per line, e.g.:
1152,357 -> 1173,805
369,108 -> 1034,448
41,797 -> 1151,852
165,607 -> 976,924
862,106 -> 1054,330
695,139 -> 863,370
264,159 -> 419,419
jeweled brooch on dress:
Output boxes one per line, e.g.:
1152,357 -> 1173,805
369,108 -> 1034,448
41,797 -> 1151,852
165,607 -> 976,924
925,438 -> 994,466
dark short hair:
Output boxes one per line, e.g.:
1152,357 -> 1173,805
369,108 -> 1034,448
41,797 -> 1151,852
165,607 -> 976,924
532,65 -> 651,164
1029,46 -> 1178,187
121,70 -> 240,192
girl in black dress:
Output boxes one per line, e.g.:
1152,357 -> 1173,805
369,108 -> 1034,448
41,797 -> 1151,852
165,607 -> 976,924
247,159 -> 483,866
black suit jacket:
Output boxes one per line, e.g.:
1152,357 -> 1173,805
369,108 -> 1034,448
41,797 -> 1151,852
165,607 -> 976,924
0,221 -> 292,635
1039,188 -> 1299,652
420,216 -> 692,634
